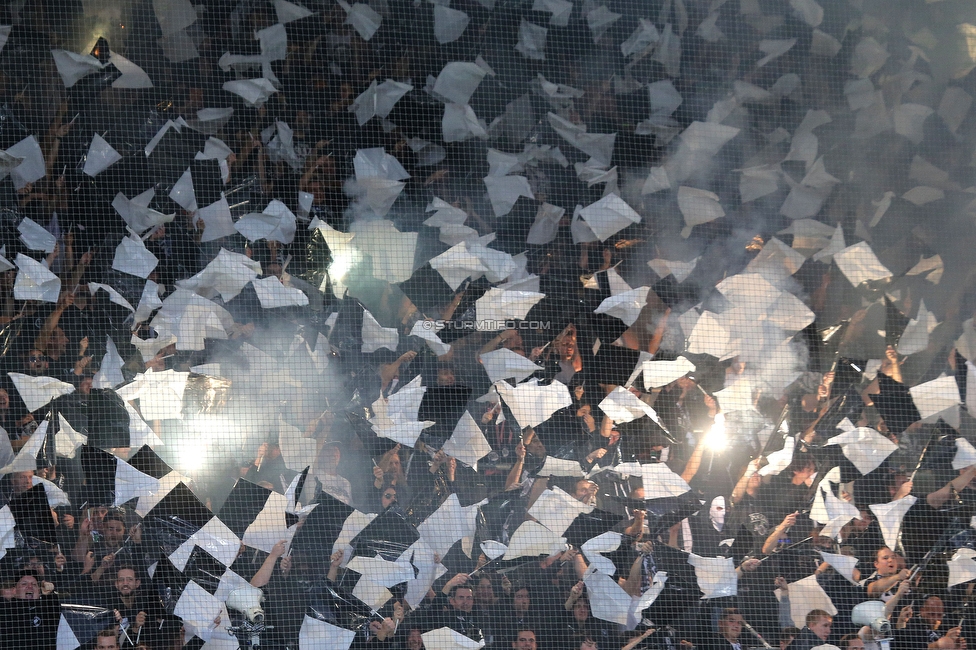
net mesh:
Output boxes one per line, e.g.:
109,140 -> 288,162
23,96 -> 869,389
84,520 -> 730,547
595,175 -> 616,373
0,0 -> 972,648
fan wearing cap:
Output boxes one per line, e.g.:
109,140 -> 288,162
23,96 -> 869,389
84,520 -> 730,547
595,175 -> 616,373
0,569 -> 61,648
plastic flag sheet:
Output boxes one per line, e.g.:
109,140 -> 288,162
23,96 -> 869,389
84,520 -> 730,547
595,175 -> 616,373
0,0 -> 972,648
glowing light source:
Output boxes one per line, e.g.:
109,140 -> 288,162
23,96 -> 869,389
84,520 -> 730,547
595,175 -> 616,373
175,416 -> 240,473
328,250 -> 359,281
178,445 -> 208,472
704,413 -> 727,451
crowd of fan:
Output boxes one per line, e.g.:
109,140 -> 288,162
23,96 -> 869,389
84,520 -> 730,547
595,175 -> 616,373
0,0 -> 972,649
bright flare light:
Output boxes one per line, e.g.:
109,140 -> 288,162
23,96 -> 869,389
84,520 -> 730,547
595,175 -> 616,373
704,413 -> 727,451
328,250 -> 360,281
178,444 -> 208,472
176,416 -> 239,473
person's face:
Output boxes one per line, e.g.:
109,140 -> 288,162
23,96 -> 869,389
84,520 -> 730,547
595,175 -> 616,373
50,328 -> 68,357
719,615 -> 743,641
0,388 -> 9,410
852,511 -> 872,531
526,435 -> 545,457
574,480 -> 597,504
793,463 -> 816,482
11,470 -> 33,494
407,629 -> 424,650
874,549 -> 899,576
748,473 -> 762,491
845,638 -> 865,650
380,488 -> 397,509
580,640 -> 598,650
474,578 -> 495,604
387,453 -> 401,475
573,598 -> 589,621
320,446 -> 340,470
26,349 -> 49,374
513,631 -> 537,650
810,616 -> 832,640
104,519 -> 125,543
921,597 -> 944,628
97,635 -> 119,650
450,587 -> 473,612
437,367 -> 455,386
630,487 -> 645,501
116,569 -> 140,596
514,588 -> 530,612
780,636 -> 795,650
25,557 -> 44,577
79,376 -> 92,395
14,575 -> 39,599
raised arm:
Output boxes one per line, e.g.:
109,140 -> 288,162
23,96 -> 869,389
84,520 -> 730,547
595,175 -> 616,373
251,540 -> 287,588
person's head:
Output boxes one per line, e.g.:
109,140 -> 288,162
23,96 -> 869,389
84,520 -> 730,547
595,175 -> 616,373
779,626 -> 800,650
380,484 -> 398,510
512,628 -> 537,650
474,576 -> 497,605
886,472 -> 909,498
747,471 -> 763,494
574,479 -> 598,505
788,457 -> 816,484
718,608 -> 744,642
47,327 -> 68,359
379,448 -> 403,479
25,349 -> 49,374
449,585 -> 474,612
115,567 -> 141,596
96,629 -> 119,650
436,363 -> 456,386
841,633 -> 864,650
874,547 -> 901,577
513,586 -> 531,612
850,509 -> 872,532
524,429 -> 545,457
800,391 -> 820,412
103,513 -> 126,545
23,556 -> 45,577
572,595 -> 590,622
406,627 -> 425,650
318,443 -> 341,471
13,572 -> 39,599
10,470 -> 33,495
806,610 -> 832,640
709,496 -> 726,531
920,596 -> 944,628
0,388 -> 9,410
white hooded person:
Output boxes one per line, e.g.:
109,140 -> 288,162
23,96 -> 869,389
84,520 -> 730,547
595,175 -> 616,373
679,494 -> 733,556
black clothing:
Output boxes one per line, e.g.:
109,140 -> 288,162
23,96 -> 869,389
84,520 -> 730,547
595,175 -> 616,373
0,594 -> 61,649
